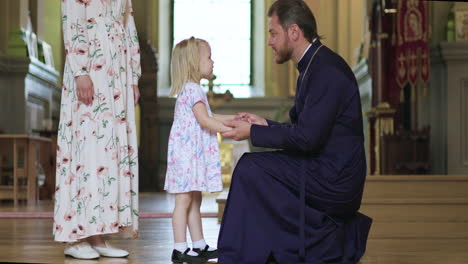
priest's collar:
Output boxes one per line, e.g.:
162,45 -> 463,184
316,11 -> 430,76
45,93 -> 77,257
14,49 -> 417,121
297,38 -> 321,72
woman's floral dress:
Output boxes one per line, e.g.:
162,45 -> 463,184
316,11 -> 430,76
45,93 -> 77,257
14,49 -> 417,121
53,0 -> 141,242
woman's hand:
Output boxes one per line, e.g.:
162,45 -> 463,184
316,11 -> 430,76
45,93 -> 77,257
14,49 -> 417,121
75,75 -> 95,106
132,85 -> 140,105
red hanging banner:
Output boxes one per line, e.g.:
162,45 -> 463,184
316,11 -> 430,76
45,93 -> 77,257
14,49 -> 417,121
396,0 -> 429,87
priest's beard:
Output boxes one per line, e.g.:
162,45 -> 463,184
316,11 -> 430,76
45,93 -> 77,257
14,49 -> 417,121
274,39 -> 293,64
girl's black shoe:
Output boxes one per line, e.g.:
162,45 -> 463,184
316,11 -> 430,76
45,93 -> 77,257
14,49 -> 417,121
193,245 -> 218,260
171,248 -> 207,263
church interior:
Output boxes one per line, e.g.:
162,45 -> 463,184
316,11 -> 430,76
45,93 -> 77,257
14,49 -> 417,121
0,0 -> 468,263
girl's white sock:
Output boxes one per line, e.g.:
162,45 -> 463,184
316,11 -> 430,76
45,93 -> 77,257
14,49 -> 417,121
193,239 -> 217,251
174,242 -> 188,252
174,242 -> 198,256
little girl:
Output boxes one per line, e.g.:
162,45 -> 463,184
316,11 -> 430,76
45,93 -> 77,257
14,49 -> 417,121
164,37 -> 234,263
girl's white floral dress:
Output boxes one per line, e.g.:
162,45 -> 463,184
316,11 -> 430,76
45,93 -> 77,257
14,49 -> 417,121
54,0 -> 141,242
164,82 -> 223,194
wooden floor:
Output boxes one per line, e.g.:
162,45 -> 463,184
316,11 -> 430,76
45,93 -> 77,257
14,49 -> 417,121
0,192 -> 219,213
1,191 -> 468,263
1,218 -> 468,264
0,218 -> 220,264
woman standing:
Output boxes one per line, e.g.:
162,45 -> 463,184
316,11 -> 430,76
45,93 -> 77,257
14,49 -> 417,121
54,0 -> 141,259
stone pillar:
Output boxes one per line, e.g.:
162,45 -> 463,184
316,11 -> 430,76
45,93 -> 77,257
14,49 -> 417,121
429,45 -> 447,174
138,37 -> 160,191
0,0 -> 30,56
440,42 -> 468,174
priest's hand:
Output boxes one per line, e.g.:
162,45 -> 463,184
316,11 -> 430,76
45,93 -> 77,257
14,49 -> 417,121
221,120 -> 252,141
235,112 -> 268,126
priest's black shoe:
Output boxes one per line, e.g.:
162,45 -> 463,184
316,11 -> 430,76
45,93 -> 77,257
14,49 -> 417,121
171,248 -> 207,263
193,245 -> 218,260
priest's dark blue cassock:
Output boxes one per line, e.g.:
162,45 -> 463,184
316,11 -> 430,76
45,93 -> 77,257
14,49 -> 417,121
218,40 -> 372,264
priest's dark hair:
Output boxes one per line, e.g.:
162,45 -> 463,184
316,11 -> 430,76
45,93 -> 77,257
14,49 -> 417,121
267,0 -> 320,43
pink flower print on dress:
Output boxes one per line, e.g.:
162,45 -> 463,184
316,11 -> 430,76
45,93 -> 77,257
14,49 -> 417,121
180,96 -> 188,105
64,210 -> 76,221
111,152 -> 119,161
75,43 -> 88,55
98,94 -> 106,102
64,172 -> 76,185
97,224 -> 106,233
113,89 -> 121,101
76,0 -> 92,7
123,170 -> 133,178
62,153 -> 71,164
109,203 -> 116,211
68,228 -> 78,240
54,223 -> 63,234
97,166 -> 109,177
93,57 -> 106,71
110,222 -> 119,232
76,164 -> 84,173
107,67 -> 114,77
116,117 -> 126,124
128,145 -> 135,155
76,187 -> 85,200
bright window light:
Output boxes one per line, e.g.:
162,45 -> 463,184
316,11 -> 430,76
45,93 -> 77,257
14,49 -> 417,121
173,0 -> 252,93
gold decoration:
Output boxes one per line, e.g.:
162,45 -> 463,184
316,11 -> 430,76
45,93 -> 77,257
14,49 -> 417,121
366,102 -> 396,175
206,75 -> 233,110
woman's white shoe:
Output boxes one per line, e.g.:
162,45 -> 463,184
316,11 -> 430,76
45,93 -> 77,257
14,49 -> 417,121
92,242 -> 129,258
64,242 -> 100,259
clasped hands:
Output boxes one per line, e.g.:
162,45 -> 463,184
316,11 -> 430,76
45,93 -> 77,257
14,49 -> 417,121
221,112 -> 268,141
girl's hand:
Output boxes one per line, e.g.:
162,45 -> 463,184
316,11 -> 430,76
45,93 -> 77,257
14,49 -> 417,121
75,75 -> 95,106
132,85 -> 140,105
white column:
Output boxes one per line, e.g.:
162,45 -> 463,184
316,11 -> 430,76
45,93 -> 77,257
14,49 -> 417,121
441,42 -> 468,174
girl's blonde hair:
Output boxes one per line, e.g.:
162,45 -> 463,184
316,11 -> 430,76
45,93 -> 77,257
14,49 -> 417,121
170,37 -> 209,97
